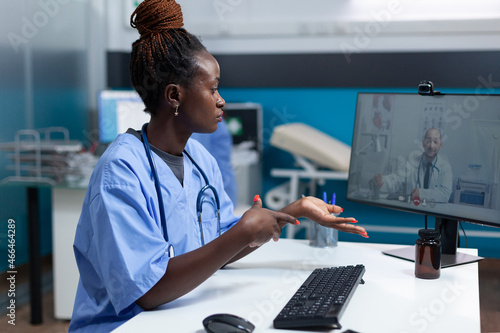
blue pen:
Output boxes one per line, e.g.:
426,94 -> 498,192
323,191 -> 327,203
331,192 -> 340,216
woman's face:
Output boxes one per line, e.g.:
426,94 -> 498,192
179,50 -> 225,134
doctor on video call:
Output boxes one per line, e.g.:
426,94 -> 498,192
373,128 -> 453,203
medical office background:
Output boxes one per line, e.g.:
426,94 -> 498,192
1,0 -> 500,292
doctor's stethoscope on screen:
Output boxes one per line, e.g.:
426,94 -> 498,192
416,154 -> 441,188
141,123 -> 222,258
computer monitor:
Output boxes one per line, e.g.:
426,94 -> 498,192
347,92 -> 500,266
223,102 -> 263,155
222,103 -> 263,207
97,90 -> 149,143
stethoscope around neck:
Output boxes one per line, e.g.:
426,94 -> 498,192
141,123 -> 221,258
416,154 -> 440,188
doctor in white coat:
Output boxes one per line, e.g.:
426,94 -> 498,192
373,128 -> 453,203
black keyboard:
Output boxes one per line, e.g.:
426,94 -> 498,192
273,265 -> 365,330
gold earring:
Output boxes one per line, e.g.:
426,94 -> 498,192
174,105 -> 179,117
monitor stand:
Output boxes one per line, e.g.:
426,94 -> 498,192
382,218 -> 484,268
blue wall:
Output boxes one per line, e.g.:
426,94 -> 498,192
219,87 -> 500,259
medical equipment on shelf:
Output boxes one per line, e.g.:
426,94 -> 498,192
141,124 -> 221,257
0,127 -> 90,185
454,178 -> 491,208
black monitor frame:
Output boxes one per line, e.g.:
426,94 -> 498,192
347,90 -> 500,266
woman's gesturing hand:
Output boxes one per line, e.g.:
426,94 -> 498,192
239,195 -> 299,248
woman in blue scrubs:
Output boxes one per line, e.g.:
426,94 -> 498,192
69,1 -> 368,331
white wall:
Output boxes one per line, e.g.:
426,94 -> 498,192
107,0 -> 500,54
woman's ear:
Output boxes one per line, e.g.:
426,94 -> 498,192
164,83 -> 181,108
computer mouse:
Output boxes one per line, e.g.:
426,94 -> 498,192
203,313 -> 255,333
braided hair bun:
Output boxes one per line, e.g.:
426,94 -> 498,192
130,0 -> 184,38
129,0 -> 206,114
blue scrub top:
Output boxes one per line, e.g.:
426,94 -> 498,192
69,133 -> 239,332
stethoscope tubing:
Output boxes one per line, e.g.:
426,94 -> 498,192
141,124 -> 169,242
416,154 -> 440,188
141,123 -> 221,257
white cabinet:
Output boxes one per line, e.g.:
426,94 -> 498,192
52,187 -> 85,319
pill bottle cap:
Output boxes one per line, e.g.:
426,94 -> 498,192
418,229 -> 439,239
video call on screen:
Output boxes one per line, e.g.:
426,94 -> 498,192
347,93 -> 500,226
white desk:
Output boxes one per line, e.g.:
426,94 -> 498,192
113,239 -> 480,333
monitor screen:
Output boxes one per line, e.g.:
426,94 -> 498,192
223,103 -> 263,154
347,92 -> 500,228
97,90 -> 149,143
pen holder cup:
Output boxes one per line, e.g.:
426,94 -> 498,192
309,223 -> 338,248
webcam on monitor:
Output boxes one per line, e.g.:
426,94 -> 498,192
418,80 -> 441,96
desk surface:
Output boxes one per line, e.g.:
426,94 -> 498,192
113,239 -> 480,333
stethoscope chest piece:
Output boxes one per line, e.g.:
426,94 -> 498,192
168,244 -> 175,258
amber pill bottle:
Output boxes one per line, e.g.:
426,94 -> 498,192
415,229 -> 441,279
